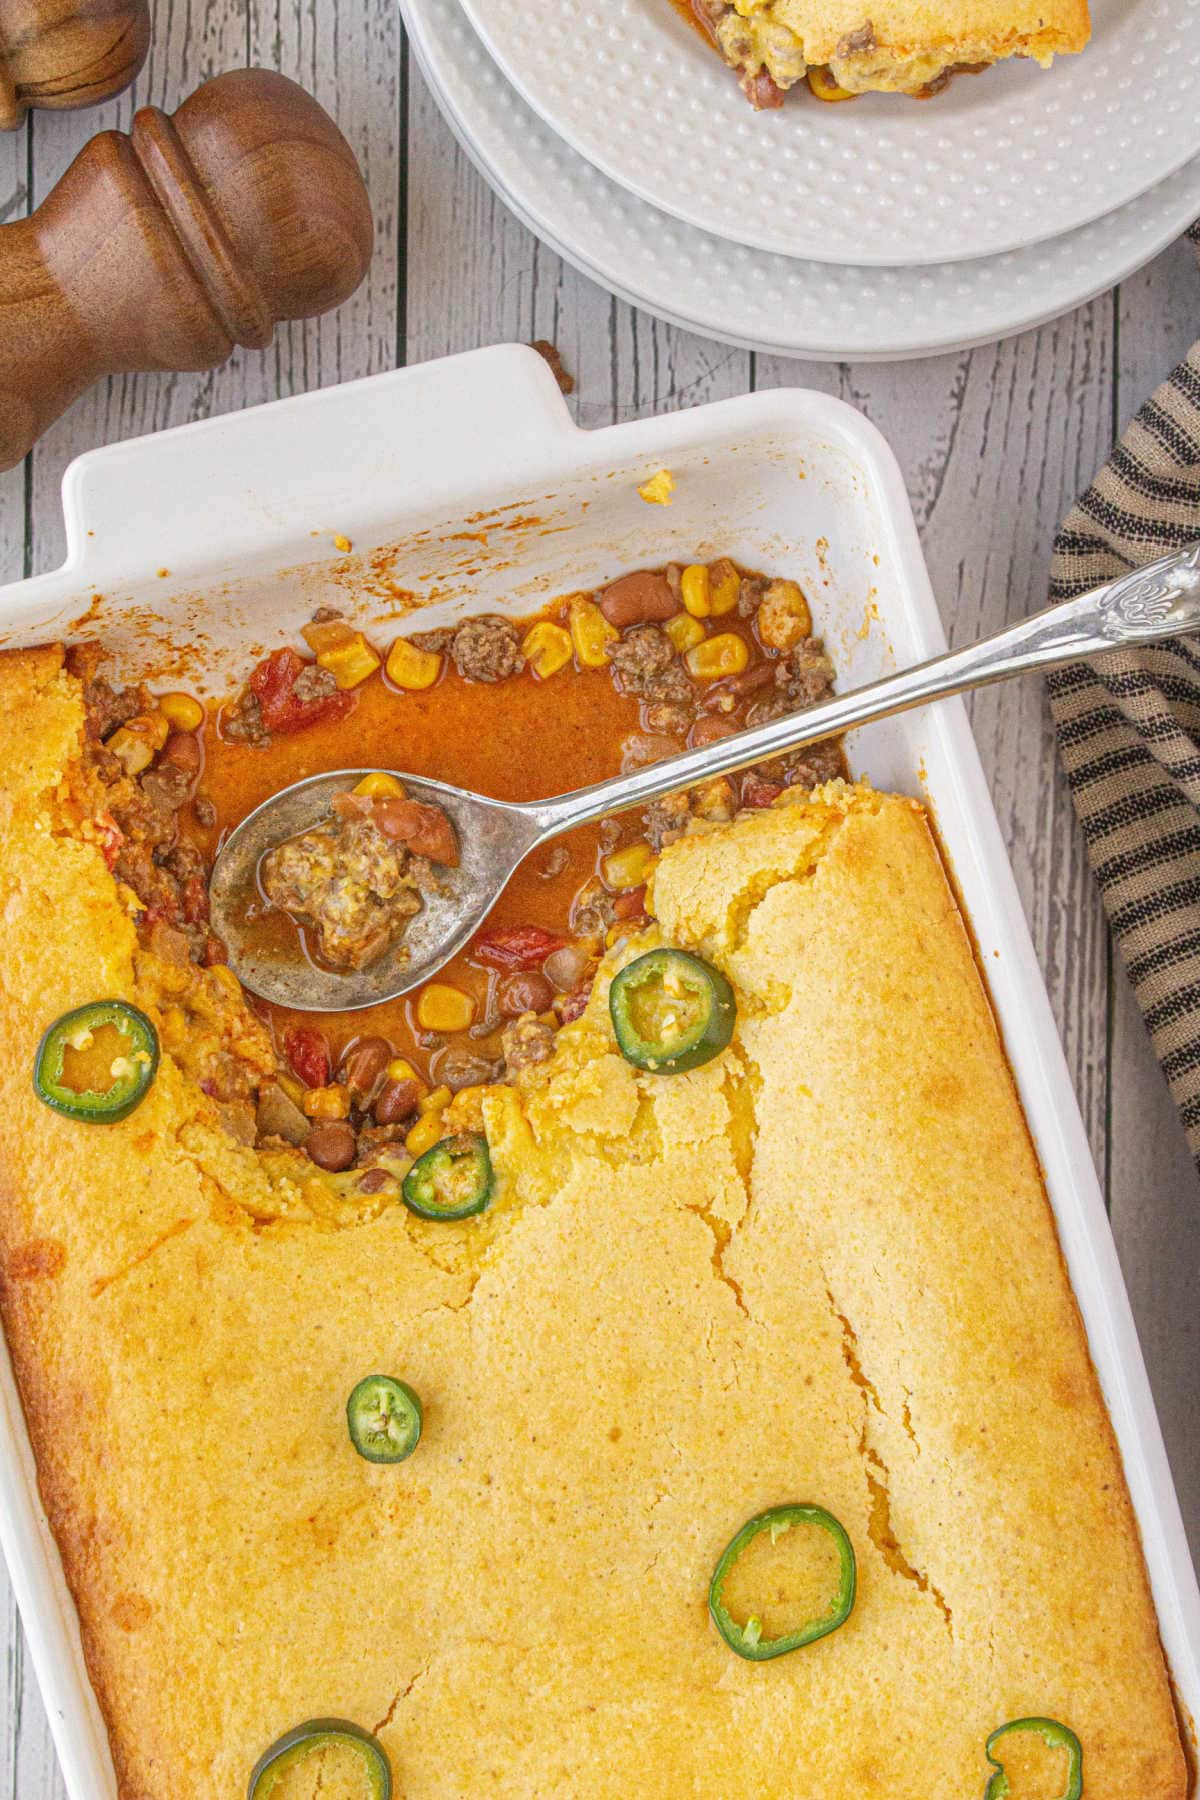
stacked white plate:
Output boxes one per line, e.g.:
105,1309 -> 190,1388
402,0 -> 1200,360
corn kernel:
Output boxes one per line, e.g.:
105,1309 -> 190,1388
807,66 -> 857,101
386,636 -> 442,691
321,637 -> 381,689
303,1083 -> 352,1120
158,691 -> 204,732
445,1085 -> 488,1133
522,619 -> 574,680
416,981 -> 476,1031
638,469 -> 675,506
568,597 -> 618,669
757,579 -> 813,651
681,564 -> 711,618
353,772 -> 407,799
601,842 -> 657,891
419,1083 -> 453,1115
385,1057 -> 424,1089
405,1111 -> 445,1157
665,612 -> 706,654
605,925 -> 625,947
708,558 -> 741,616
685,633 -> 750,681
333,533 -> 353,553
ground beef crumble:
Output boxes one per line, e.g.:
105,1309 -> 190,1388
449,616 -> 525,684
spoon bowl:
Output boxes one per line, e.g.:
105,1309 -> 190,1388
208,769 -> 544,1010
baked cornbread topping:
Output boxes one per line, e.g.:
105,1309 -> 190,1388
0,555 -> 1186,1796
681,0 -> 1091,105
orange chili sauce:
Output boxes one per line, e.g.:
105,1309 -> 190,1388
183,620 -> 647,1076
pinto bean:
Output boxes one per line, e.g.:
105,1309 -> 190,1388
160,731 -> 202,776
497,971 -> 555,1018
371,798 -> 459,867
543,943 -> 593,992
338,1036 -> 392,1105
374,1078 -> 420,1126
599,571 -> 678,629
305,1120 -> 357,1171
690,715 -> 738,747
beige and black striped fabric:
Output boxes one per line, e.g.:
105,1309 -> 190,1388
1047,222 -> 1200,1165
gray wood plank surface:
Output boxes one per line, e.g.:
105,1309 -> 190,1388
1109,238 -> 1200,1556
0,15 -> 1196,1796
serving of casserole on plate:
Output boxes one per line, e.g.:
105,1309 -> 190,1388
0,350 -> 1196,1799
685,0 -> 1091,107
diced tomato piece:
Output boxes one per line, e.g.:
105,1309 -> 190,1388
741,776 -> 784,810
473,924 -> 570,971
612,886 -> 647,920
284,1025 -> 332,1089
249,648 -> 354,735
371,798 -> 460,867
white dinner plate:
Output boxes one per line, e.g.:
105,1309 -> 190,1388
404,0 -> 1200,363
452,0 -> 1200,268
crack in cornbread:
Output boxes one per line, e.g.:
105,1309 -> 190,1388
0,646 -> 1185,1797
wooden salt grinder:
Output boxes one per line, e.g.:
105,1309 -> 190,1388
0,67 -> 375,471
0,0 -> 151,128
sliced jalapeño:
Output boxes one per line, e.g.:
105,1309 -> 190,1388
34,1000 -> 159,1124
609,948 -> 735,1074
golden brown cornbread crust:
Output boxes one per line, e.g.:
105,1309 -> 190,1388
725,0 -> 1090,91
0,644 -> 1184,1798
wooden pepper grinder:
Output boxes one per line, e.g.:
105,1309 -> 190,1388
0,67 -> 374,471
0,0 -> 150,128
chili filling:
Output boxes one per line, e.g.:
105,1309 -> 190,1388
984,1719 -> 1083,1800
610,948 -> 736,1073
402,1133 -> 494,1220
708,1504 -> 857,1660
34,1001 -> 159,1124
346,1375 -> 423,1464
68,560 -> 845,1180
248,1718 -> 391,1799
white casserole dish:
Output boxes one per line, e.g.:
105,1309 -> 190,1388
0,344 -> 1195,1798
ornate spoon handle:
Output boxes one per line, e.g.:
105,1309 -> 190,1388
530,541 -> 1200,835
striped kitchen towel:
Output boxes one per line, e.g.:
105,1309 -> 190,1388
1047,220 -> 1200,1170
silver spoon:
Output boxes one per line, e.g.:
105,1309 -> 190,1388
209,542 -> 1200,1011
